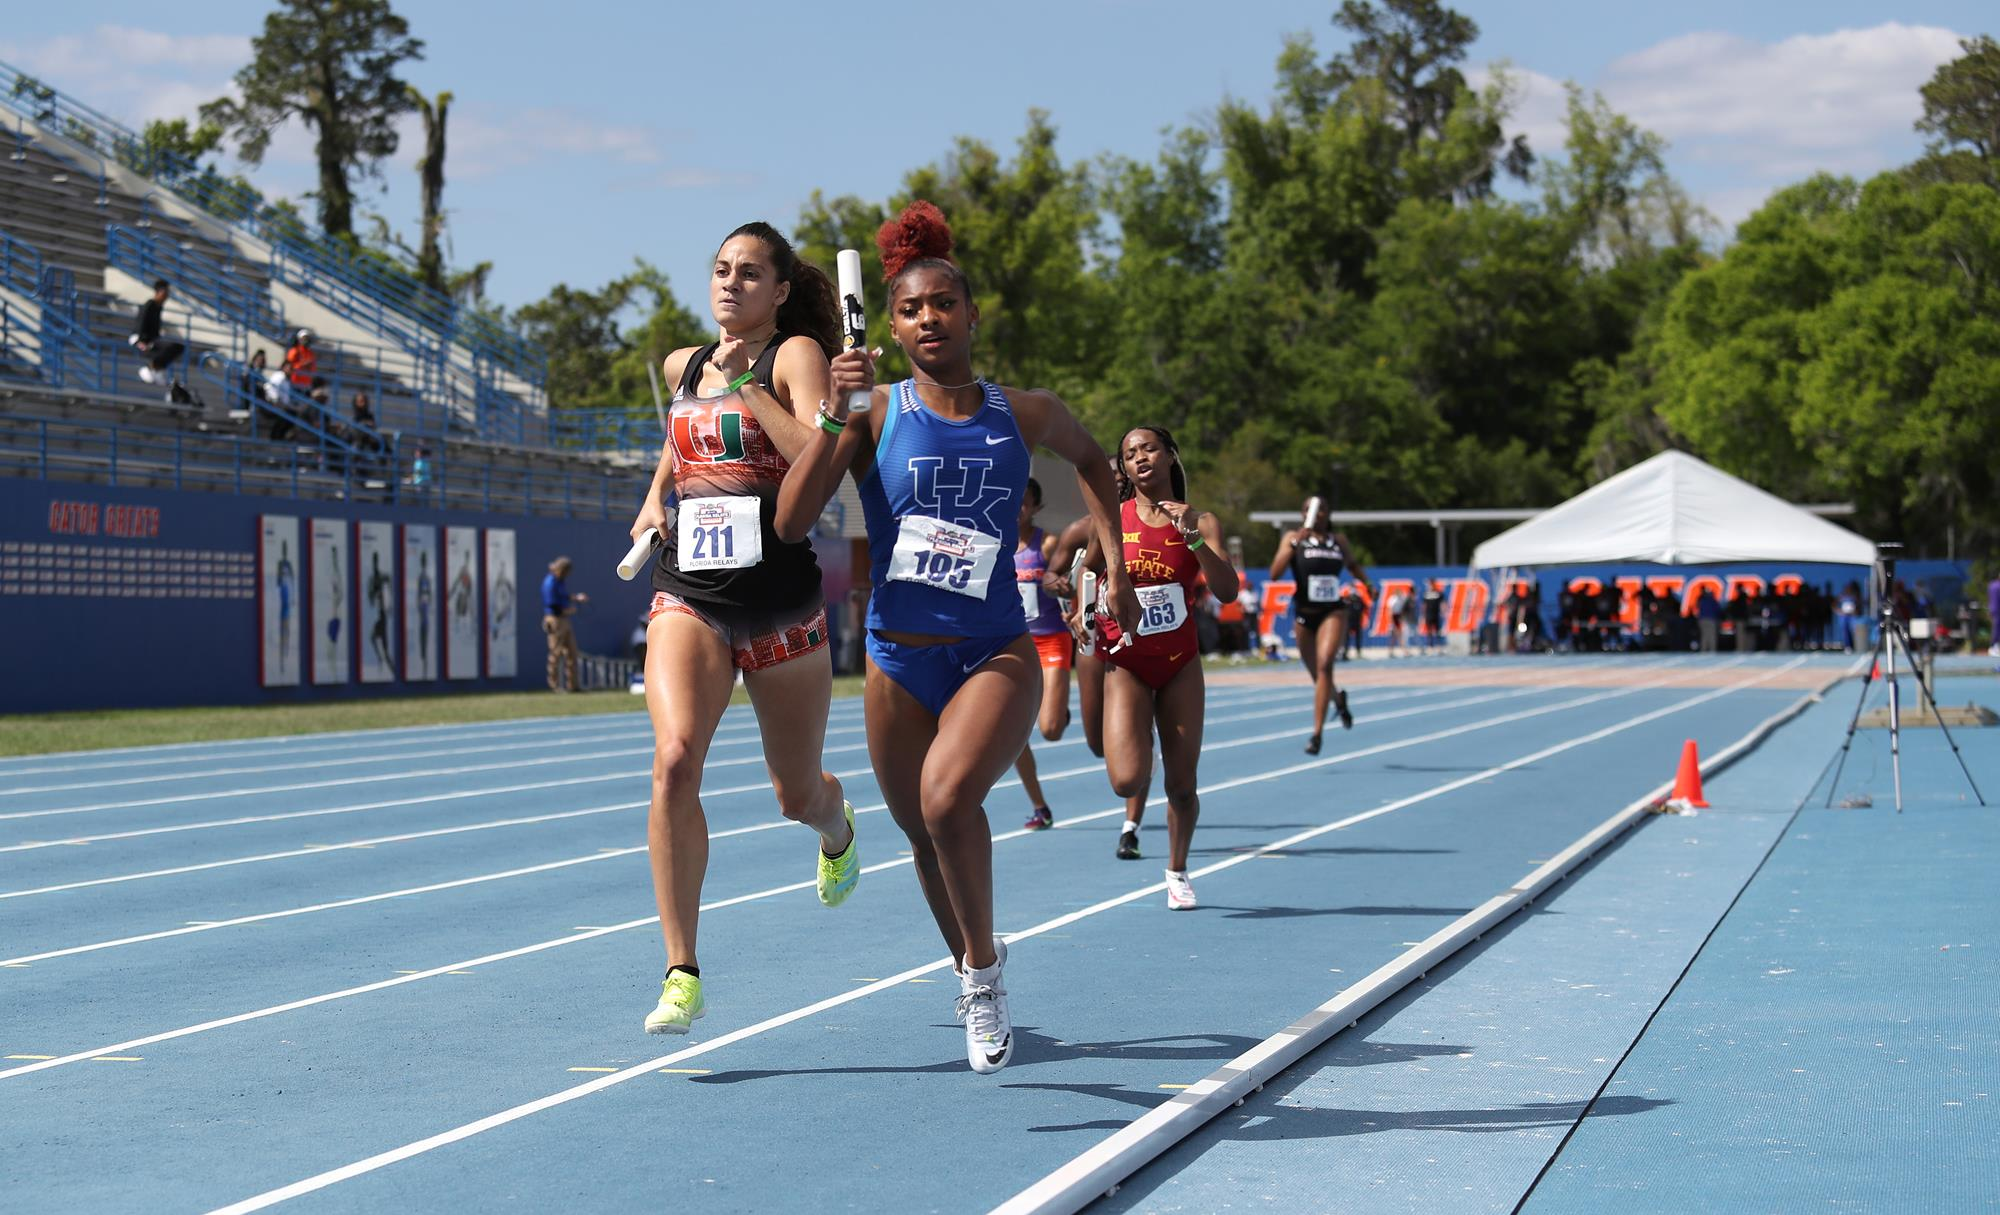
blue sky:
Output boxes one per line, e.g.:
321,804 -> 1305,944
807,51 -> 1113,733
3,2 -> 1987,315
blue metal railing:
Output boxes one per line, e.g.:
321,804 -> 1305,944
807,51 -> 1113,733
547,408 -> 665,454
108,225 -> 286,340
0,226 -> 43,296
0,413 -> 623,519
0,58 -> 548,393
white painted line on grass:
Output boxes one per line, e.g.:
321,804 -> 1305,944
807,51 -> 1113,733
192,659 -> 1786,1213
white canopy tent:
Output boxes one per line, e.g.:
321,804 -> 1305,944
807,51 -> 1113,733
1469,450 -> 1874,570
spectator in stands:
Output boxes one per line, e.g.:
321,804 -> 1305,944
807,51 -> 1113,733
309,376 -> 331,412
411,446 -> 433,489
351,390 -> 376,432
541,556 -> 588,691
130,279 -> 185,393
242,349 -> 270,404
284,330 -> 317,398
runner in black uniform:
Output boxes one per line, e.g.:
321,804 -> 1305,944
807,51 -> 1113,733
630,222 -> 860,1037
1270,497 -> 1371,754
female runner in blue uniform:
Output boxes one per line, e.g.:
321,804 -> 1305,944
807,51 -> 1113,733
776,201 -> 1136,1073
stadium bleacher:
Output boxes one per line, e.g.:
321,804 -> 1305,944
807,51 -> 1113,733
0,60 -> 641,521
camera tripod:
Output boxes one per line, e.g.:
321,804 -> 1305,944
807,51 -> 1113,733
1822,549 -> 1987,813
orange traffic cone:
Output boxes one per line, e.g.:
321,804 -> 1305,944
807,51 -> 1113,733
1666,738 -> 1709,812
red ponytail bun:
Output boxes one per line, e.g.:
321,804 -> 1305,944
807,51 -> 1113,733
876,200 -> 954,281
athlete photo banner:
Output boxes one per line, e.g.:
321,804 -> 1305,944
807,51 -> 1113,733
356,521 -> 397,685
257,514 -> 300,688
310,518 -> 350,685
402,525 -> 439,682
443,525 -> 481,680
484,528 -> 518,678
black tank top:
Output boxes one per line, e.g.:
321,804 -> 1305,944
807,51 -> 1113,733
650,337 -> 822,612
1288,533 -> 1347,610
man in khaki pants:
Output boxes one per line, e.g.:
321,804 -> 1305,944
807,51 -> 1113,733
542,556 -> 588,691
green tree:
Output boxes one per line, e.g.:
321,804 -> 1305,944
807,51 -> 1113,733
1917,34 -> 2000,184
408,87 -> 452,295
513,261 -> 706,412
201,0 -> 424,239
798,111 -> 1103,396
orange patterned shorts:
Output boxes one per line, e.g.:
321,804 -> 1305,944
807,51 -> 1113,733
648,591 -> 830,673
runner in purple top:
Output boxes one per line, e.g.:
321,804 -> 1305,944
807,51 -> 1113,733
1012,478 -> 1073,829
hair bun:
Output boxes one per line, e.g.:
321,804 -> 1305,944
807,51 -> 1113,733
876,200 -> 954,281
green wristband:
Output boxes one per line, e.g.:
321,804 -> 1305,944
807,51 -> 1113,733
817,411 -> 845,435
1184,529 -> 1205,551
726,370 -> 755,393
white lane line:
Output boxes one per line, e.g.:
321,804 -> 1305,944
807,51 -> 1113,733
0,688 -> 1347,855
0,682 -> 1554,954
1,663 -> 1703,1073
0,686 -> 1466,895
0,679 -> 1587,884
989,655 -> 1823,1215
191,661 -> 1789,1213
0,718 -> 867,797
0,685 -> 1281,808
0,744 -> 663,822
0,710 -> 675,776
0,679 -> 1322,779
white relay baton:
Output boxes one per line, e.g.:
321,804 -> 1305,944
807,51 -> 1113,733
617,528 -> 659,581
836,249 -> 872,415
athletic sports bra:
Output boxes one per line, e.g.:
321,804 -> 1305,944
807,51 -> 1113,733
860,380 -> 1032,638
1289,533 -> 1347,609
651,338 -> 821,611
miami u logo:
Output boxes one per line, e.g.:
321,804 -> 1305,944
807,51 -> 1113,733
672,407 -> 746,465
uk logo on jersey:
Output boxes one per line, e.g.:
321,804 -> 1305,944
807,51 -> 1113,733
907,455 -> 1011,534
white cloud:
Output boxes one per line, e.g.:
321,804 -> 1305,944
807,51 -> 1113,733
1481,23 -> 1966,235
0,25 -> 246,129
445,105 -> 664,179
1603,24 -> 1961,153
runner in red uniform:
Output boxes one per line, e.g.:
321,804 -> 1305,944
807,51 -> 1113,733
1084,426 -> 1239,908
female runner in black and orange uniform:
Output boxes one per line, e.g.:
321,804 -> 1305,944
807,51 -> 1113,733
628,222 -> 859,1036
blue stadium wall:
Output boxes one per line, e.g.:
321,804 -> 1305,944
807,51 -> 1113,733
0,480 -> 853,714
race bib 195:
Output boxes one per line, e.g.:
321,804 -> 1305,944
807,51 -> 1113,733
889,515 -> 1002,599
677,496 -> 762,571
1136,583 -> 1189,636
1307,574 -> 1343,602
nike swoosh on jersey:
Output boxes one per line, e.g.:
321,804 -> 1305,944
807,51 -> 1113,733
983,434 -> 1010,445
